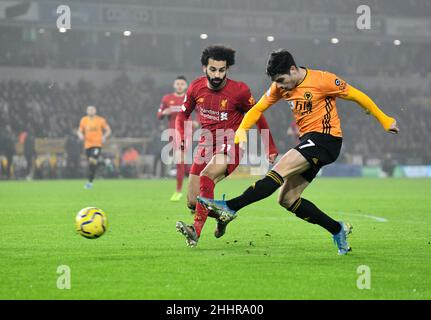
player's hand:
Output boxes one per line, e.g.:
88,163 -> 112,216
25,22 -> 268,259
268,153 -> 278,164
162,109 -> 172,115
388,119 -> 399,134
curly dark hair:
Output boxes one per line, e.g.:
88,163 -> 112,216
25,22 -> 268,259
266,49 -> 297,78
200,44 -> 236,67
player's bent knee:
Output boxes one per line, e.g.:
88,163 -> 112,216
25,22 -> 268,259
278,189 -> 301,209
278,196 -> 296,209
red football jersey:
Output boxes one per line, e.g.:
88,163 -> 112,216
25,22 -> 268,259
176,76 -> 277,154
157,93 -> 186,129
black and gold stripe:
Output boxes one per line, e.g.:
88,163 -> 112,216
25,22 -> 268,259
290,198 -> 302,213
266,170 -> 284,186
322,97 -> 333,134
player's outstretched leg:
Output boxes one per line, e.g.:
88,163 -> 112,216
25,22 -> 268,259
197,169 -> 284,222
278,174 -> 353,255
286,198 -> 353,254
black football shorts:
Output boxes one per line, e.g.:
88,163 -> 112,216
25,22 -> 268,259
294,132 -> 342,183
85,147 -> 102,160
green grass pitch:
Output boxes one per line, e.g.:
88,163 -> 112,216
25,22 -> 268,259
0,177 -> 430,299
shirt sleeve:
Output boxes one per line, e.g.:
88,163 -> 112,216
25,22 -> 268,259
259,82 -> 282,109
157,96 -> 168,120
319,71 -> 350,98
181,85 -> 196,118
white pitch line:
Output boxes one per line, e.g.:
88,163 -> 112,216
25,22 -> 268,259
335,211 -> 388,222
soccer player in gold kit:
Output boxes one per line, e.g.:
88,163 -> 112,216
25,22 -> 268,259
198,49 -> 399,255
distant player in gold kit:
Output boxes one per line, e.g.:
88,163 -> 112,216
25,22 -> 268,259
78,106 -> 111,189
198,49 -> 399,255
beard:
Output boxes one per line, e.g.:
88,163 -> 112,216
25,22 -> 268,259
206,73 -> 226,89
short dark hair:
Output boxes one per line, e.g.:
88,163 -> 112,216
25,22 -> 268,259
175,75 -> 187,82
266,49 -> 297,78
201,44 -> 235,67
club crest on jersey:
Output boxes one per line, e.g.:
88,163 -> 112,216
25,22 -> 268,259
304,92 -> 313,101
197,97 -> 205,104
220,98 -> 228,110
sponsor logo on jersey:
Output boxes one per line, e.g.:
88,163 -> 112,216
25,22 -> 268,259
199,108 -> 229,121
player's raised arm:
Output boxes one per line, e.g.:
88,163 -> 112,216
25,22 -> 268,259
321,71 -> 399,134
235,82 -> 281,144
343,86 -> 399,133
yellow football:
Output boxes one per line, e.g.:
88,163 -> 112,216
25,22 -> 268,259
75,207 -> 108,239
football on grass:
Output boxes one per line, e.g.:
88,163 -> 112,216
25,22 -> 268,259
75,207 -> 108,239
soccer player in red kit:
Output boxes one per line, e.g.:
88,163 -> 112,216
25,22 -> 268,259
175,45 -> 278,247
158,76 -> 190,202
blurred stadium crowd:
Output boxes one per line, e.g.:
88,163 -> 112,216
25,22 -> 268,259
0,0 -> 430,179
1,74 -> 430,179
